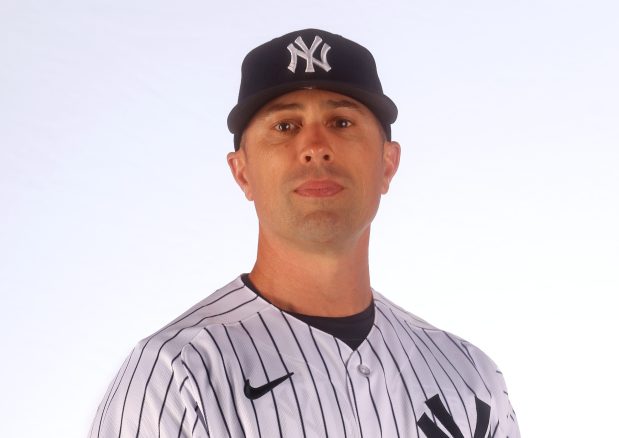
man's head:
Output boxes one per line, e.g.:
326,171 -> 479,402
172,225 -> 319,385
227,30 -> 400,252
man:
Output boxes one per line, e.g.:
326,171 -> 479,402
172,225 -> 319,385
90,29 -> 520,438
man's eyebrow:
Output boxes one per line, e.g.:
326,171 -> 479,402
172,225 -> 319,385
261,102 -> 304,116
323,99 -> 364,111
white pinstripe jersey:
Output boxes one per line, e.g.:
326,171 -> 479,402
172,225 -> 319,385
90,276 -> 520,438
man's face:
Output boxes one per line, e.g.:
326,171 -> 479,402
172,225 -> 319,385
227,89 -> 400,252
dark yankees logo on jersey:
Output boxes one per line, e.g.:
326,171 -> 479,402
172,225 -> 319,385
417,394 -> 492,438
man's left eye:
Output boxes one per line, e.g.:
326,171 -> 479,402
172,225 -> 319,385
333,118 -> 352,128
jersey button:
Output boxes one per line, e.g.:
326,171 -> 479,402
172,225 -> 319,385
358,364 -> 371,376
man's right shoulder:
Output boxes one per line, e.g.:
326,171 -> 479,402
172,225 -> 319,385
133,276 -> 266,362
89,276 -> 268,438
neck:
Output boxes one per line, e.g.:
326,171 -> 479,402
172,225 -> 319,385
249,227 -> 373,317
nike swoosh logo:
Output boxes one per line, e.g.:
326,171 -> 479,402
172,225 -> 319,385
244,372 -> 294,400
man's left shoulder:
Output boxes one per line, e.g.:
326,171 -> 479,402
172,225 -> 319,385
372,291 -> 520,437
373,291 -> 507,384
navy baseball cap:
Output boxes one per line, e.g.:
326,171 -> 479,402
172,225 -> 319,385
227,29 -> 398,150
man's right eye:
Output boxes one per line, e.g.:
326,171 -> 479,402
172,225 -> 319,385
274,121 -> 294,132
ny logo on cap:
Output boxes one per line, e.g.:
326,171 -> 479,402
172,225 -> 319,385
287,36 -> 331,73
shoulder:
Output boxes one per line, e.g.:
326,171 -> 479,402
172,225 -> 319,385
373,291 -> 520,436
373,290 -> 507,385
128,276 -> 272,374
91,276 -> 268,437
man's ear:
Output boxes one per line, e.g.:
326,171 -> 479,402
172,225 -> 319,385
381,140 -> 401,194
227,150 -> 253,201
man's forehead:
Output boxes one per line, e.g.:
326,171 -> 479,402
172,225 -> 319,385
257,89 -> 370,116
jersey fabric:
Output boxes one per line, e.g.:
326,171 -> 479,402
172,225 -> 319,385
90,276 -> 520,438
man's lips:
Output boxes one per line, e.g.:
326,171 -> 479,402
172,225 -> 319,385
294,180 -> 344,197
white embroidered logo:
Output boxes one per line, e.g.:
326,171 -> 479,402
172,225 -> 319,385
287,36 -> 332,73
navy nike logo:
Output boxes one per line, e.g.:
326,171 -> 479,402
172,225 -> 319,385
244,372 -> 294,400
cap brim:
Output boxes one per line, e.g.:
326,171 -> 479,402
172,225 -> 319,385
227,80 -> 398,135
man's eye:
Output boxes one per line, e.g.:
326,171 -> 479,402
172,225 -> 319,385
275,122 -> 295,132
334,118 -> 352,128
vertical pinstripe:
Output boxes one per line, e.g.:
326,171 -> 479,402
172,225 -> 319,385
308,327 -> 348,437
125,287 -> 252,438
280,312 -> 329,437
411,326 -> 473,436
90,277 -> 520,438
373,322 -> 420,435
239,321 -> 284,438
186,343 -> 232,437
357,349 -> 383,435
445,333 -> 491,397
366,337 -> 402,437
335,338 -> 364,438
202,328 -> 247,437
223,325 -> 263,438
393,311 -> 457,418
378,306 -> 430,401
158,371 -> 178,437
94,351 -> 133,438
258,313 -> 307,437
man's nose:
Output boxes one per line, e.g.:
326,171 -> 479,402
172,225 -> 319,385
298,124 -> 334,164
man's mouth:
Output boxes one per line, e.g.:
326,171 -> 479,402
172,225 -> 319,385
294,180 -> 344,197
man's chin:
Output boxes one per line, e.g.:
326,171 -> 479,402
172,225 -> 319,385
292,213 -> 358,247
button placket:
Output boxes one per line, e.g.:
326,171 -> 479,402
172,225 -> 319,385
340,350 -> 367,437
344,351 -> 377,437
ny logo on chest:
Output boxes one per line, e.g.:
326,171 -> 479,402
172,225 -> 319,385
417,394 -> 493,438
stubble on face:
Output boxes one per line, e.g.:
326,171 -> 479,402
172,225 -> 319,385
236,89 -> 391,254
252,148 -> 383,253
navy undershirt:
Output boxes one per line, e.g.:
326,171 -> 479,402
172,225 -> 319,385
241,274 -> 374,350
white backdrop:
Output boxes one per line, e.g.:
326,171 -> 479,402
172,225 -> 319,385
1,1 -> 618,436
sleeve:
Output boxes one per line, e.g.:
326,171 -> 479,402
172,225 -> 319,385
464,341 -> 521,438
88,339 -> 208,438
494,368 -> 521,438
